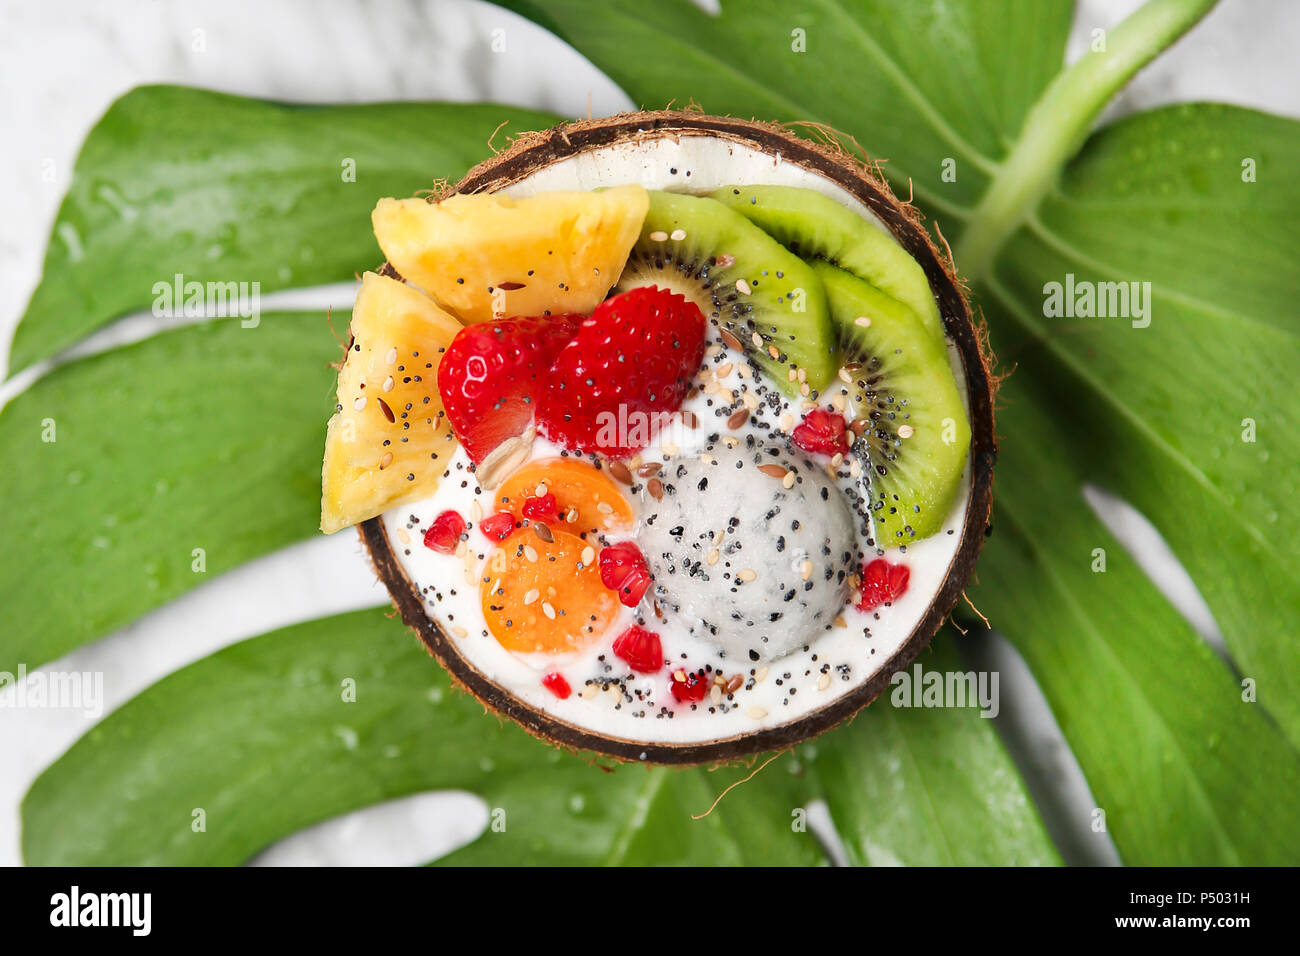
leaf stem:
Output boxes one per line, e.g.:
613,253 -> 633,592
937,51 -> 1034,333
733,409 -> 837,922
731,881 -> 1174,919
955,0 -> 1219,280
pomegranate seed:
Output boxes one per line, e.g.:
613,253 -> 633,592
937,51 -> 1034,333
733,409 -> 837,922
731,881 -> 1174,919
856,558 -> 910,611
791,408 -> 849,457
521,493 -> 557,521
479,511 -> 517,542
598,542 -> 649,600
617,567 -> 652,607
612,625 -> 663,674
423,510 -> 466,553
541,672 -> 571,699
671,668 -> 710,703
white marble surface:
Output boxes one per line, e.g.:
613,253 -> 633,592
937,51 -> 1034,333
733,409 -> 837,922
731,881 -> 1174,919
0,0 -> 1295,867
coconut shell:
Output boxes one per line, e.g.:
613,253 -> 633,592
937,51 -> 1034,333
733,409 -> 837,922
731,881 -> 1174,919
359,111 -> 996,766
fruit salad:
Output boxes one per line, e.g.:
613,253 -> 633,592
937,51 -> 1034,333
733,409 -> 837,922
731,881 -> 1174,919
321,121 -> 985,760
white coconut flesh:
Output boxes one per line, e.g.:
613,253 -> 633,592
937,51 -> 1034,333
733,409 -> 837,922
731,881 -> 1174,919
380,133 -> 974,747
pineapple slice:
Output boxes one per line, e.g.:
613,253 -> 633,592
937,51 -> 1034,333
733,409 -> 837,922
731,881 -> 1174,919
372,185 -> 649,324
321,272 -> 463,533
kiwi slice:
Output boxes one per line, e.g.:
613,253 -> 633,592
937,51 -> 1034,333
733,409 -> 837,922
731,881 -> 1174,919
713,185 -> 946,343
813,260 -> 971,545
614,190 -> 836,395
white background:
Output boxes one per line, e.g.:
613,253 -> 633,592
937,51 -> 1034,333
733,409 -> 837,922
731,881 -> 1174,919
0,0 -> 1296,866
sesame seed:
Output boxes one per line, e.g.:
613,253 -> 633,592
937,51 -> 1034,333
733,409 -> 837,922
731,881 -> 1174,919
353,396 -> 367,411
524,545 -> 539,562
742,390 -> 760,411
818,673 -> 832,691
838,367 -> 853,384
713,529 -> 725,546
649,230 -> 669,242
737,364 -> 752,379
700,452 -> 717,466
735,279 -> 752,295
830,452 -> 844,468
716,362 -> 734,378
386,348 -> 398,365
737,568 -> 757,582
716,254 -> 735,268
670,228 -> 687,241
787,367 -> 797,382
566,508 -> 579,523
523,588 -> 540,606
751,331 -> 764,348
541,601 -> 557,620
582,683 -> 599,700
767,345 -> 780,360
396,527 -> 411,545
382,376 -> 395,392
831,393 -> 846,412
452,625 -> 469,638
833,615 -> 848,628
898,424 -> 915,439
581,545 -> 596,565
378,451 -> 393,470
469,500 -> 483,522
660,441 -> 680,457
707,548 -> 720,565
534,482 -> 548,497
855,316 -> 872,327
755,666 -> 769,683
782,470 -> 796,489
779,413 -> 794,432
799,382 -> 811,397
748,706 -> 768,719
596,501 -> 614,515
849,459 -> 863,478
801,560 -> 814,581
673,669 -> 687,683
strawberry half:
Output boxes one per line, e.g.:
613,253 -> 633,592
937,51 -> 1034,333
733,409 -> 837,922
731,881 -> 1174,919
536,286 -> 706,458
437,315 -> 579,463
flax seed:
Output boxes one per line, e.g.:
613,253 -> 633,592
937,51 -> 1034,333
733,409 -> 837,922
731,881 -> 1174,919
720,328 -> 744,352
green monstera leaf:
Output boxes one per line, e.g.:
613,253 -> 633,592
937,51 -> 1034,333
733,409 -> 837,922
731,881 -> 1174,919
7,87 -> 558,373
6,0 -> 1297,866
21,612 -> 1054,866
490,0 -> 1300,864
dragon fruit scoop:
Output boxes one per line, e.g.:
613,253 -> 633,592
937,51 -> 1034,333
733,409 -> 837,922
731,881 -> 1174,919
636,441 -> 857,663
